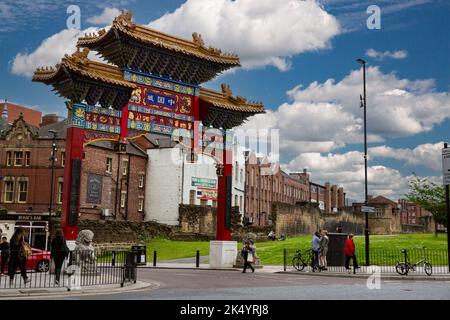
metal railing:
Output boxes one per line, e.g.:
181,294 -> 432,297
283,247 -> 449,275
0,249 -> 137,290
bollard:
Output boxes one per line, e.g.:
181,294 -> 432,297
283,249 -> 287,272
153,250 -> 157,267
196,250 -> 200,268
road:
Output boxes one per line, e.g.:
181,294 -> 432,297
55,268 -> 450,300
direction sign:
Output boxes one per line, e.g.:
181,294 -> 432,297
443,148 -> 450,186
361,206 -> 375,213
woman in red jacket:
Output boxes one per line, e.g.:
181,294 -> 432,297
344,234 -> 359,273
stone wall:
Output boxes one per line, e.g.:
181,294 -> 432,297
78,219 -> 174,243
368,215 -> 402,235
271,202 -> 365,236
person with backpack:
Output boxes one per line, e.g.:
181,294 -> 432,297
8,227 -> 31,285
51,229 -> 70,285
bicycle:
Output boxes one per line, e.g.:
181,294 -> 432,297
395,247 -> 432,276
292,249 -> 320,272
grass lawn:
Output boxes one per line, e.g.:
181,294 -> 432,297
145,233 -> 448,265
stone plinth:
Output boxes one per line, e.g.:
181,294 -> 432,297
209,240 -> 237,269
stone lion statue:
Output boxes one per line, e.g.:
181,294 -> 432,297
73,229 -> 96,271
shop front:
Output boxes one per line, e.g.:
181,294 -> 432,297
0,214 -> 49,250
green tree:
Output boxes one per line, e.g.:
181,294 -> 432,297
405,175 -> 446,236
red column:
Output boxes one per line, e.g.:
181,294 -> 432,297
120,104 -> 129,143
216,138 -> 232,241
61,127 -> 84,241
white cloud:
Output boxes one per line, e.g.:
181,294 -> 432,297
369,142 -> 445,171
10,27 -> 108,77
366,48 -> 408,60
283,150 -> 440,201
240,66 -> 449,156
86,7 -> 121,25
148,0 -> 341,71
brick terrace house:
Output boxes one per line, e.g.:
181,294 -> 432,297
398,199 -> 432,225
0,110 -> 149,248
244,150 -> 345,226
1,99 -> 42,127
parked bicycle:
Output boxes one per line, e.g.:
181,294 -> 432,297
292,249 -> 319,272
395,247 -> 432,276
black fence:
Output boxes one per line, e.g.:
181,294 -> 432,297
0,249 -> 137,290
284,247 -> 449,275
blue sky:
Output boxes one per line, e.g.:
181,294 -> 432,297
0,0 -> 449,201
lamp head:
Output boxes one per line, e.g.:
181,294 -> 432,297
356,58 -> 366,65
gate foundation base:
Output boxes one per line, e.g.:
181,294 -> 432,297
209,241 -> 237,269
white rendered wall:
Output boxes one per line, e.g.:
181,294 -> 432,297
145,148 -> 182,225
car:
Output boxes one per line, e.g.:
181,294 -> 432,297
0,248 -> 51,273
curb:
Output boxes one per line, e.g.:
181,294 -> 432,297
138,266 -> 243,271
0,280 -> 159,299
276,271 -> 450,281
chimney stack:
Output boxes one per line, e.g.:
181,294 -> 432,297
1,99 -> 8,120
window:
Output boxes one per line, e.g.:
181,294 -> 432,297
14,151 -> 23,166
189,190 -> 196,205
200,199 -> 208,207
25,151 -> 31,167
61,152 -> 65,167
57,179 -> 64,204
138,198 -> 144,212
212,200 -> 217,208
17,181 -> 28,203
122,159 -> 128,176
240,169 -> 243,184
6,151 -> 12,167
4,180 -> 14,203
234,195 -> 238,206
120,191 -> 127,208
139,175 -> 145,188
106,157 -> 113,173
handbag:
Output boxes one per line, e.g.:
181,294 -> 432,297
20,242 -> 32,258
247,252 -> 254,263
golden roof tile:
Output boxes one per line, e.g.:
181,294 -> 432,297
77,11 -> 240,66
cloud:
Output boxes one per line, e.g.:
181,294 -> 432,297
86,7 -> 121,25
283,150 -> 440,201
366,48 -> 408,60
240,66 -> 449,156
369,142 -> 445,171
10,27 -> 108,77
148,0 -> 341,71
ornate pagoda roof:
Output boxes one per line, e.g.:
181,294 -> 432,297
33,55 -> 264,118
77,11 -> 240,85
33,48 -> 135,109
199,84 -> 264,114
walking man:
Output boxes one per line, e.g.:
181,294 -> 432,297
311,231 -> 321,272
344,234 -> 359,273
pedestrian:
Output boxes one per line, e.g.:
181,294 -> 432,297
311,231 -> 321,272
0,236 -> 10,275
241,240 -> 255,273
319,230 -> 329,270
344,233 -> 359,273
51,229 -> 70,285
8,227 -> 31,285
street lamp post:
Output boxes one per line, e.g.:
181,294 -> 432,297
48,129 -> 58,250
357,58 -> 370,266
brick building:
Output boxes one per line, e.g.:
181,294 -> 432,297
244,151 -> 345,226
1,99 -> 42,127
398,199 -> 432,225
0,111 -> 148,248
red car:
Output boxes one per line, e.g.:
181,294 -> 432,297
1,248 -> 51,273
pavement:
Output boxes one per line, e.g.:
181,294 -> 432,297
0,280 -> 158,299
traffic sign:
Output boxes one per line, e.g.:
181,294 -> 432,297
361,206 -> 375,213
443,148 -> 450,186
